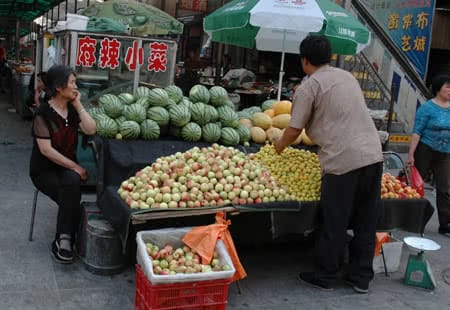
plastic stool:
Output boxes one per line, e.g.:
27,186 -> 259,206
28,188 -> 39,241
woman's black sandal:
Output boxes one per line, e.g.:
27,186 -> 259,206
51,237 -> 73,263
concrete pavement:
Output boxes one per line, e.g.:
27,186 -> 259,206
1,92 -> 449,310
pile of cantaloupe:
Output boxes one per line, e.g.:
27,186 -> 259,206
239,100 -> 315,146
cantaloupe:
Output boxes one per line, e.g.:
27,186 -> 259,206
250,127 -> 266,143
273,100 -> 292,115
301,129 -> 315,145
272,114 -> 291,129
266,127 -> 283,142
239,118 -> 253,129
264,109 -> 275,118
252,112 -> 272,130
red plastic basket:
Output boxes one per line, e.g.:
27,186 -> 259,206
135,265 -> 232,310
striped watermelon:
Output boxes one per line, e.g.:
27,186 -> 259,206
181,122 -> 202,142
99,94 -> 123,119
120,121 -> 140,139
220,127 -> 240,146
135,86 -> 151,99
202,123 -> 221,143
123,103 -> 146,123
262,99 -> 276,111
115,115 -> 127,127
118,93 -> 135,105
96,115 -> 118,138
209,86 -> 228,107
217,106 -> 239,128
169,105 -> 191,127
148,88 -> 169,107
135,97 -> 150,110
147,107 -> 170,126
179,98 -> 193,110
165,85 -> 183,103
204,105 -> 219,122
190,102 -> 211,126
140,119 -> 160,140
189,84 -> 210,104
236,124 -> 251,144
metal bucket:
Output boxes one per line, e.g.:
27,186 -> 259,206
81,217 -> 125,275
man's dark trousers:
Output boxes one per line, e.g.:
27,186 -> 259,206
315,162 -> 383,287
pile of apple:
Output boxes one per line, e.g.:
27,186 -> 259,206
118,144 -> 295,210
381,173 -> 421,199
145,242 -> 231,275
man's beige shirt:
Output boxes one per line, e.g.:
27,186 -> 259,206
290,65 -> 383,175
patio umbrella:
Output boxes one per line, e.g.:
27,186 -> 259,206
81,0 -> 183,36
204,0 -> 371,100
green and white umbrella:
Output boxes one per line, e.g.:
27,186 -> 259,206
204,0 -> 371,99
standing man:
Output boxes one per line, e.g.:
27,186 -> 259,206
274,35 -> 383,294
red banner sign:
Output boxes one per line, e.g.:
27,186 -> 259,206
76,36 -> 168,72
178,0 -> 207,12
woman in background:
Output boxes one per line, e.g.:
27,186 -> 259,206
406,74 -> 450,236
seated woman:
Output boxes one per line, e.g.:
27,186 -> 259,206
29,65 -> 96,264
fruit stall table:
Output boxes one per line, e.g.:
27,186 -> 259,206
91,136 -> 434,252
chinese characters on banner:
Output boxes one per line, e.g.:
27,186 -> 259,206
76,36 -> 169,72
178,0 -> 207,12
360,0 -> 435,78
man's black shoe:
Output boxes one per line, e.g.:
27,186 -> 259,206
343,275 -> 369,294
297,272 -> 333,291
438,224 -> 450,237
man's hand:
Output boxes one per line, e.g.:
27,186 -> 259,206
405,155 -> 414,167
273,138 -> 285,154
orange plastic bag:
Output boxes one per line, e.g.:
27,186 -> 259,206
374,232 -> 390,256
182,212 -> 247,282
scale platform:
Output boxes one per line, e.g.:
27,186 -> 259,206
403,237 -> 440,290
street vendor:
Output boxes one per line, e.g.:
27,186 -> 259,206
274,35 -> 383,294
29,65 -> 96,264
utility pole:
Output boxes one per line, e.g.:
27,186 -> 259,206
214,0 -> 226,85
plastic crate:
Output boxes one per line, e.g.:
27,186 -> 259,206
135,264 -> 231,310
136,228 -> 235,284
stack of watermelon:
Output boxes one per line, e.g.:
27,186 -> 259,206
89,84 -> 251,147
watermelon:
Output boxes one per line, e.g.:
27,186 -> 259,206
140,119 -> 160,140
119,121 -> 140,139
237,110 -> 252,120
262,99 -> 276,111
205,105 -> 219,122
179,98 -> 193,110
190,102 -> 211,126
135,86 -> 151,99
166,98 -> 177,109
148,88 -> 169,107
115,115 -> 127,127
181,122 -> 202,142
189,84 -> 210,104
236,124 -> 251,144
96,115 -> 118,138
99,94 -> 123,119
135,97 -> 150,110
147,107 -> 170,126
223,100 -> 235,110
220,127 -> 240,146
123,103 -> 146,123
209,86 -> 228,107
165,85 -> 183,103
202,123 -> 221,143
217,106 -> 239,128
118,93 -> 135,105
169,105 -> 191,127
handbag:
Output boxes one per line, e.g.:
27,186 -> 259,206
409,165 -> 425,198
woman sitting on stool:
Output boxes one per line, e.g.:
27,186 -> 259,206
29,65 -> 96,264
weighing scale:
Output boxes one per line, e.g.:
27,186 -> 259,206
403,237 -> 440,290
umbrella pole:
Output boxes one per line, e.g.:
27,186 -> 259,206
277,30 -> 286,101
